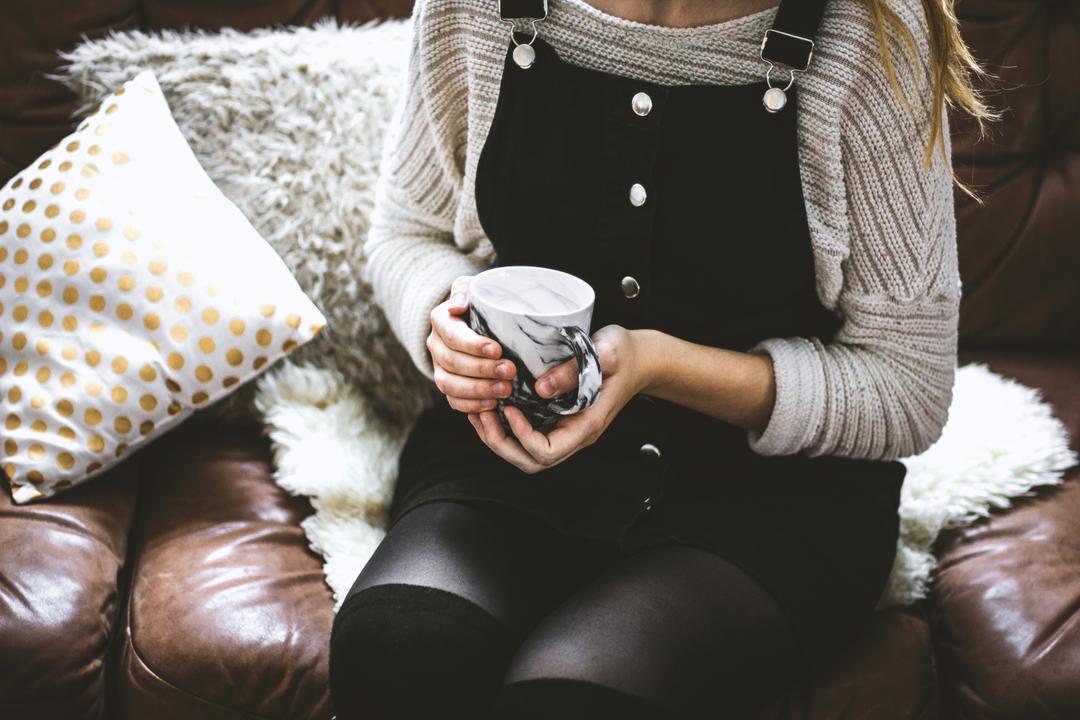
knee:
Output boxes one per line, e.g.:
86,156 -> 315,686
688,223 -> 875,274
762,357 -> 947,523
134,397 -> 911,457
328,582 -> 514,720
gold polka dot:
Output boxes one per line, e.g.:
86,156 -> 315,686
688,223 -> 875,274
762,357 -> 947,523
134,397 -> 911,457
90,294 -> 106,312
198,336 -> 215,353
63,260 -> 80,275
192,391 -> 209,404
35,338 -> 50,355
3,463 -> 13,478
117,303 -> 133,321
178,271 -> 195,287
57,399 -> 74,417
28,178 -> 41,190
1,199 -> 12,210
143,312 -> 160,330
148,260 -> 167,276
139,394 -> 158,411
37,254 -> 53,270
286,313 -> 301,329
88,434 -> 105,452
12,332 -> 26,349
259,303 -> 275,317
38,159 -> 51,169
86,461 -> 102,473
13,305 -> 27,321
253,356 -> 268,370
111,386 -> 128,403
45,204 -> 59,218
86,349 -> 101,366
4,439 -> 16,455
282,339 -> 299,353
139,420 -> 154,436
70,210 -> 85,224
115,86 -> 126,95
66,140 -> 80,152
85,408 -> 102,425
67,233 -> 83,249
81,164 -> 99,179
118,275 -> 135,291
75,187 -> 90,201
195,365 -> 213,382
167,401 -> 182,416
62,286 -> 79,304
27,470 -> 44,483
7,387 -> 20,403
202,307 -> 220,324
115,443 -> 128,457
62,315 -> 77,331
0,221 -> 6,235
229,318 -> 245,336
86,379 -> 103,396
30,395 -> 45,409
14,277 -> 28,293
146,286 -> 164,302
95,124 -> 109,137
114,416 -> 131,433
139,364 -> 157,382
167,352 -> 184,370
50,182 -> 64,195
28,444 -> 45,460
165,378 -> 181,393
88,145 -> 102,156
170,324 -> 188,341
58,426 -> 75,441
57,452 -> 75,470
14,248 -> 27,264
41,225 -> 56,240
121,251 -> 137,266
95,217 -> 112,232
105,103 -> 119,114
22,200 -> 36,213
35,367 -> 50,383
113,152 -> 129,164
58,161 -> 72,172
111,357 -> 128,374
175,297 -> 192,313
36,280 -> 52,297
90,267 -> 107,284
123,226 -> 139,241
61,372 -> 75,387
92,241 -> 109,257
226,349 -> 244,366
31,419 -> 47,432
14,361 -> 27,376
5,414 -> 20,430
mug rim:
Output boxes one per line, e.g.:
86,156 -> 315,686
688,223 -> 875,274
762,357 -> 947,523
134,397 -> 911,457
470,265 -> 595,318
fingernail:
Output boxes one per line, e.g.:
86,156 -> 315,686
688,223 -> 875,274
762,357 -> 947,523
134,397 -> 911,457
494,382 -> 509,397
496,362 -> 512,378
483,343 -> 499,358
537,377 -> 554,397
451,293 -> 467,308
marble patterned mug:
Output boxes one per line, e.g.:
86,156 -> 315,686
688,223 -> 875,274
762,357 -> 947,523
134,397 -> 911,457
467,265 -> 602,431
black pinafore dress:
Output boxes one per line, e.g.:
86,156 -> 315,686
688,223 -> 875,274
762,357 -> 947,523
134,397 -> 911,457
388,1 -> 907,669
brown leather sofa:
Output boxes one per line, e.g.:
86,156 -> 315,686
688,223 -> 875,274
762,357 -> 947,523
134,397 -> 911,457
1,1 -> 1077,718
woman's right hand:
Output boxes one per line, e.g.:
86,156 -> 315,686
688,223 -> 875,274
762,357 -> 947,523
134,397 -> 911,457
427,275 -> 516,413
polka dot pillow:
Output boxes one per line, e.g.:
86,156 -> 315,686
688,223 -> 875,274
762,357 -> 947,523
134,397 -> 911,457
0,69 -> 327,503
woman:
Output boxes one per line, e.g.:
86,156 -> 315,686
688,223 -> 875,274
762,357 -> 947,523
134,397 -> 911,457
329,0 -> 991,717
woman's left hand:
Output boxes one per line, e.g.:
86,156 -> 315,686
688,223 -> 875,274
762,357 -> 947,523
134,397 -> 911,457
466,325 -> 654,474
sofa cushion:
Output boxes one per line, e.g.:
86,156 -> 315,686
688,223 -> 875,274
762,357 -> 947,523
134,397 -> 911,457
113,418 -> 334,720
0,463 -> 139,720
931,349 -> 1080,719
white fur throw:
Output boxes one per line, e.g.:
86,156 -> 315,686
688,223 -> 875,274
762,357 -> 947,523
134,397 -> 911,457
55,18 -> 1077,611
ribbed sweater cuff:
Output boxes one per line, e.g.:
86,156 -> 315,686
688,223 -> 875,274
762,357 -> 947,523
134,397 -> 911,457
369,240 -> 486,381
745,337 -> 827,456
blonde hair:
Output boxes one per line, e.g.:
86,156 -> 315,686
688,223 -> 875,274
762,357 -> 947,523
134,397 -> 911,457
865,0 -> 998,198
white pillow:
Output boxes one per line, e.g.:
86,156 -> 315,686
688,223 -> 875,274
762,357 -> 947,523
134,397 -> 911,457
1,69 -> 326,503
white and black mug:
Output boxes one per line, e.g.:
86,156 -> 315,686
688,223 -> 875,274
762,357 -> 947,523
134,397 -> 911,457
467,265 -> 602,431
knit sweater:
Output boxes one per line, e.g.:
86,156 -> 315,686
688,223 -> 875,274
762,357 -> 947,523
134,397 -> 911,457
362,0 -> 961,462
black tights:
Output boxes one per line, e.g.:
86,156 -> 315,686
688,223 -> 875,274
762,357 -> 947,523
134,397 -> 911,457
328,500 -> 801,719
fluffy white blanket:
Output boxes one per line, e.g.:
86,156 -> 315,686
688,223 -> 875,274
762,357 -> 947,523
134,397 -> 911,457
55,18 -> 1077,611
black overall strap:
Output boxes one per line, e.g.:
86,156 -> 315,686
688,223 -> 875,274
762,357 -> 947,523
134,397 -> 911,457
498,0 -> 548,20
760,0 -> 830,72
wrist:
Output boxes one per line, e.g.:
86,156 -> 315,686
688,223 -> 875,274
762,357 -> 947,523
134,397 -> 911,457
631,328 -> 668,396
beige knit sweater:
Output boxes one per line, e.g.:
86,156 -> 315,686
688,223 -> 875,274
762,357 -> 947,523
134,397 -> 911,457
362,0 -> 961,462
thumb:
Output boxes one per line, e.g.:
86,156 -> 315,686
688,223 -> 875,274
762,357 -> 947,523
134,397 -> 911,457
535,357 -> 580,398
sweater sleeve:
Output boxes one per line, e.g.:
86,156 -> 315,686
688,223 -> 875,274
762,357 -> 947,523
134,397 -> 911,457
362,0 -> 488,381
745,10 -> 961,461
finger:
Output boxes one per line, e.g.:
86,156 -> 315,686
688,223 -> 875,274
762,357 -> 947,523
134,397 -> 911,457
428,333 -> 515,380
433,365 -> 512,400
448,396 -> 499,413
478,410 -> 544,472
448,276 -> 473,315
535,356 -> 580,399
432,303 -> 501,358
502,405 -> 577,467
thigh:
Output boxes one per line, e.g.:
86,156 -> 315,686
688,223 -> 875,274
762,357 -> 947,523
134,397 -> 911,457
341,498 -> 594,635
496,543 -> 802,720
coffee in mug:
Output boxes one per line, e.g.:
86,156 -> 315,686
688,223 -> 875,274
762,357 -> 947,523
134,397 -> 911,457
467,265 -> 602,431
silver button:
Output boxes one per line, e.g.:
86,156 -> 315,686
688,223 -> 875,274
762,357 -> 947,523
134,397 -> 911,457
631,91 -> 653,117
621,276 -> 640,299
639,443 -> 661,459
629,182 -> 647,207
642,495 -> 654,511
